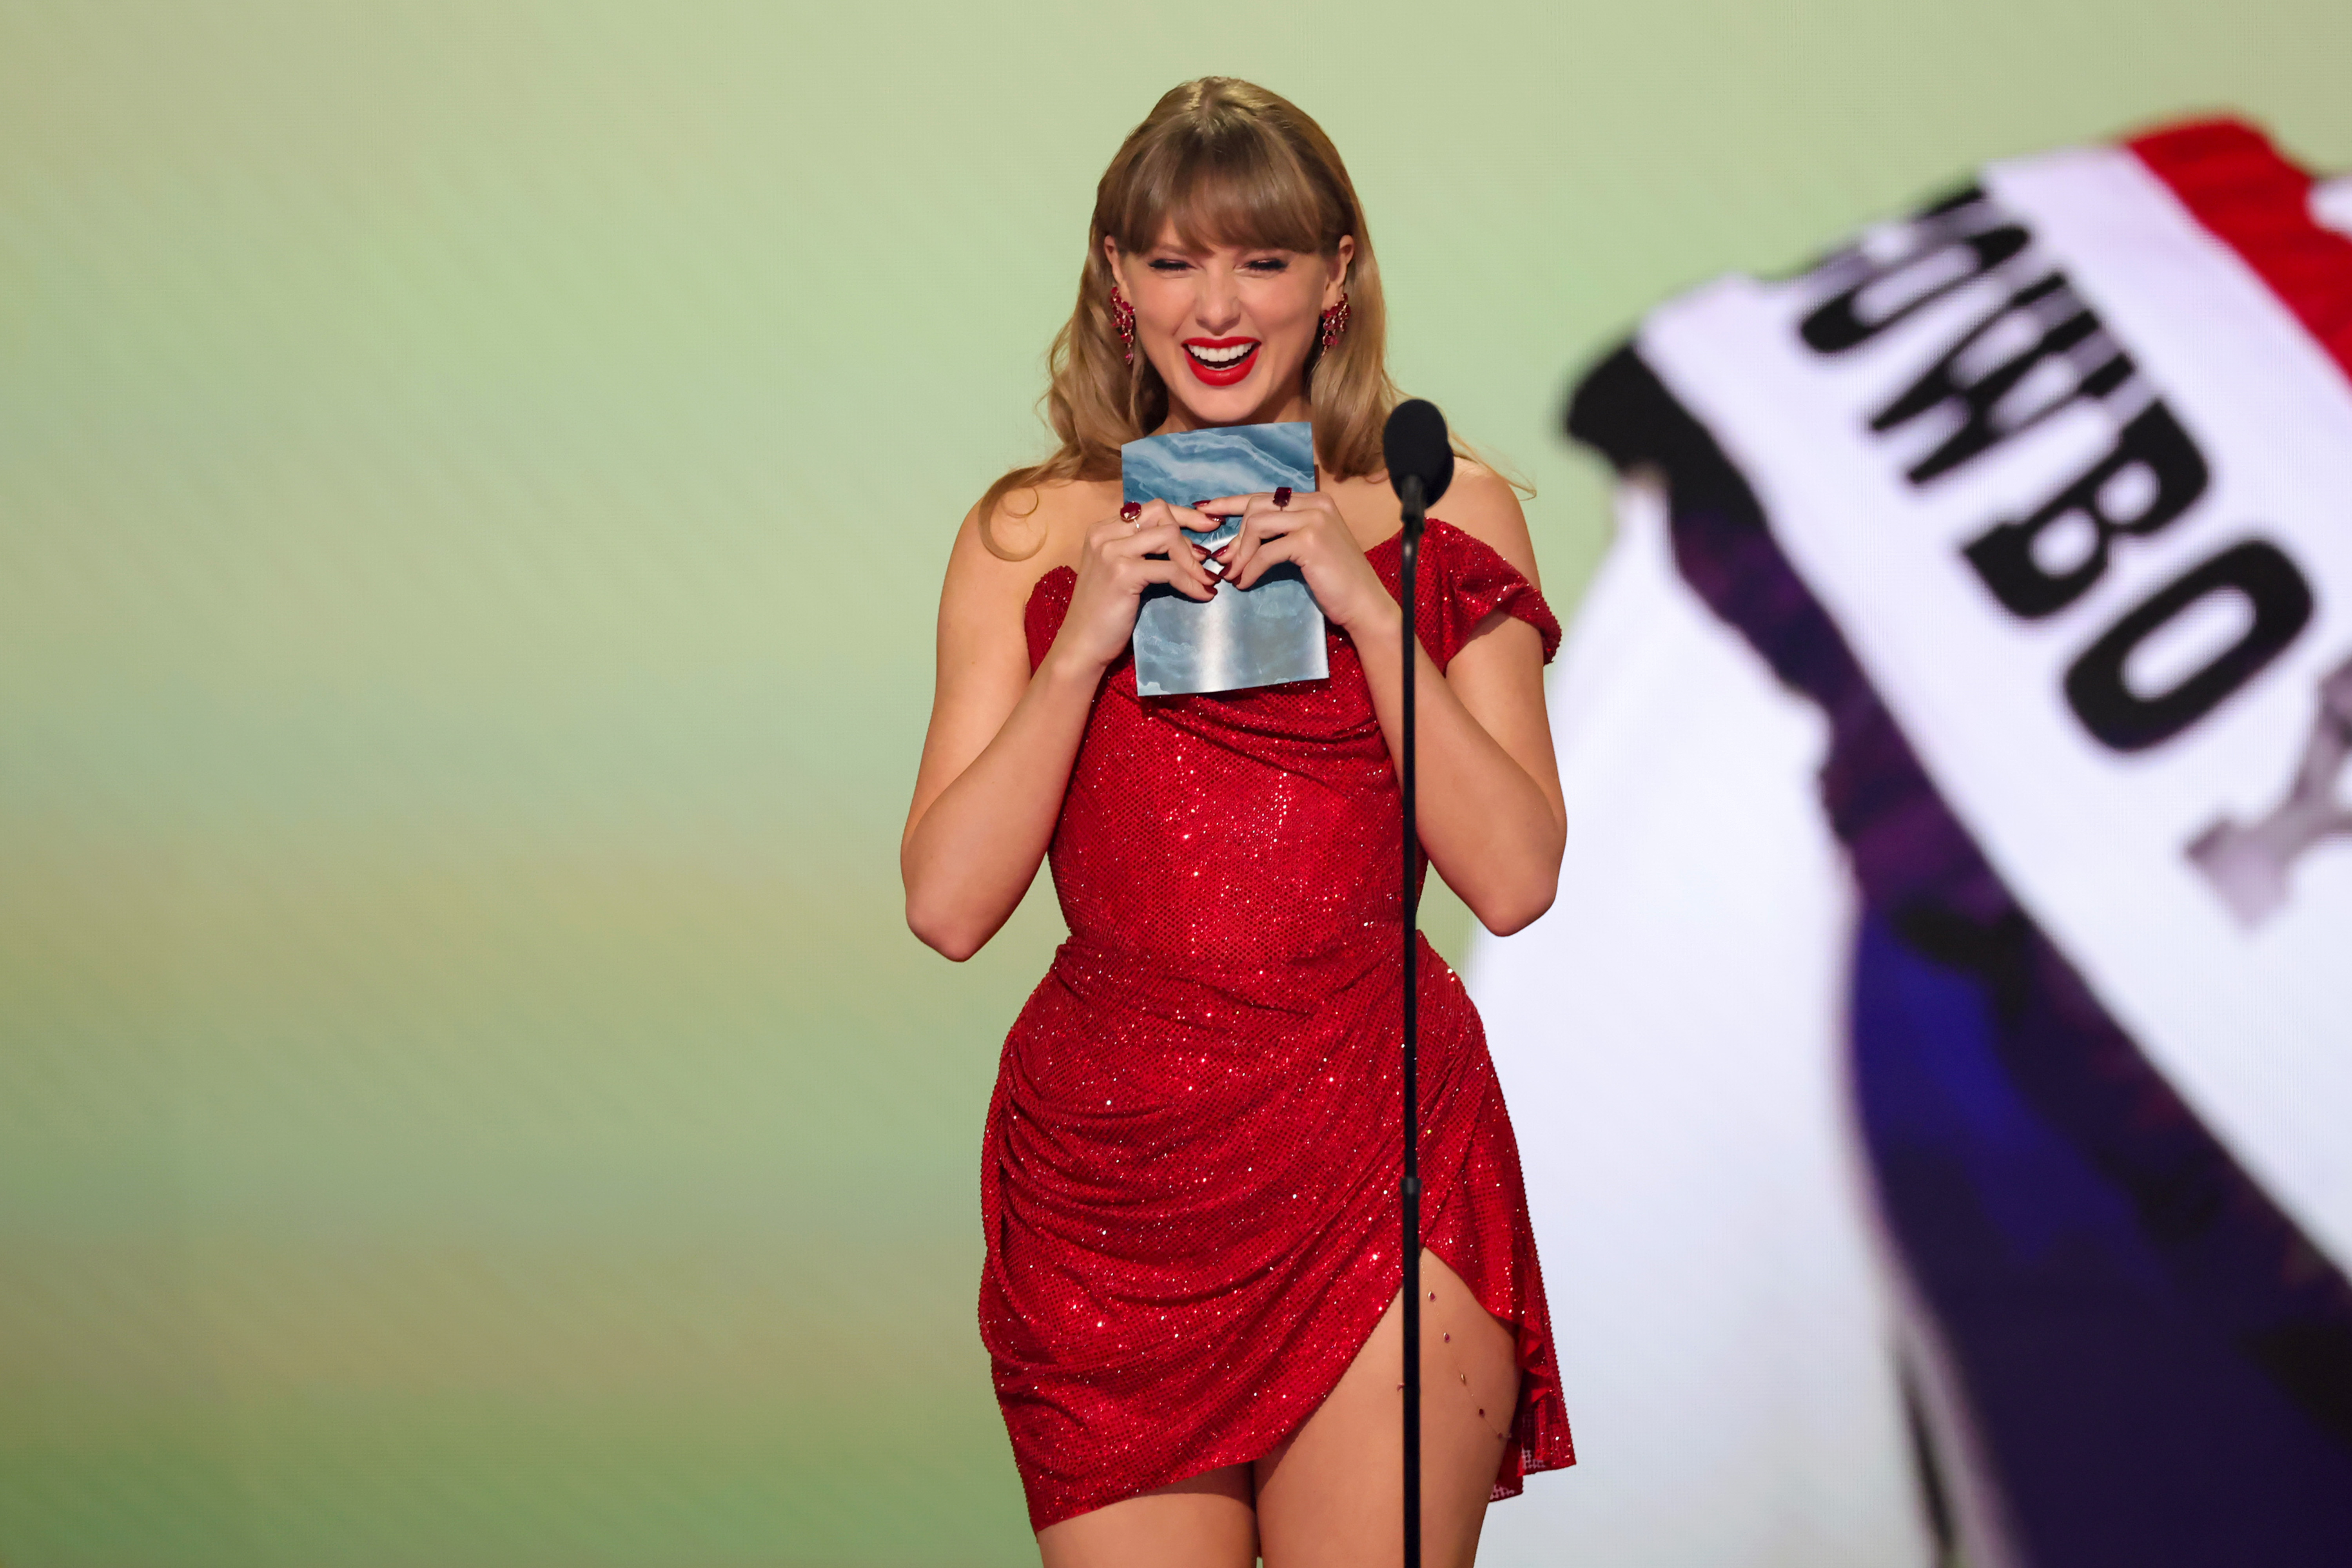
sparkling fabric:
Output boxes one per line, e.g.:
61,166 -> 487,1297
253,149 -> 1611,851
982,519 -> 1577,1530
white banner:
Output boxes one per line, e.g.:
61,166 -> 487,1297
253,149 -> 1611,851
1639,143 -> 2352,1269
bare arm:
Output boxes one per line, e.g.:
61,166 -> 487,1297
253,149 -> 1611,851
1359,475 -> 1566,934
902,493 -> 1218,961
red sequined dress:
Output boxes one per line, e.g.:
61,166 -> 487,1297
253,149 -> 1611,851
983,518 -> 1577,1530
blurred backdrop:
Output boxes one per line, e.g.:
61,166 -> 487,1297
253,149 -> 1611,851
3,3 -> 2347,1564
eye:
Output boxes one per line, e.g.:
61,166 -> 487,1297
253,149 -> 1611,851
1147,257 -> 1191,274
1241,256 -> 1290,274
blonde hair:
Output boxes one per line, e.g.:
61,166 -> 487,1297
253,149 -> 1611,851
980,78 -> 1401,559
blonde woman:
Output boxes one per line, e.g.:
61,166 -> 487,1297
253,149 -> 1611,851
904,78 -> 1574,1568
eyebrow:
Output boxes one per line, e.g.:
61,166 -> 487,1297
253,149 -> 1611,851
1148,241 -> 1291,258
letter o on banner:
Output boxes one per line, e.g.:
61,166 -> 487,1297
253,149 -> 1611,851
2064,539 -> 2314,752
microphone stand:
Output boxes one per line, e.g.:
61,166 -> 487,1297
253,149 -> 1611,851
1397,474 -> 1426,1568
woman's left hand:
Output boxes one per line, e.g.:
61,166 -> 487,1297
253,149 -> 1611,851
1195,488 -> 1399,639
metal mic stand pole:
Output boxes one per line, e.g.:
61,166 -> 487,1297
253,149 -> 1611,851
1398,475 -> 1425,1568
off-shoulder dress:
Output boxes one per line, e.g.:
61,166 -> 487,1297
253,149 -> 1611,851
982,518 -> 1578,1529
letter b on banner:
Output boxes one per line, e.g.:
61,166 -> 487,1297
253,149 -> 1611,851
2064,540 -> 2313,752
1964,400 -> 2210,619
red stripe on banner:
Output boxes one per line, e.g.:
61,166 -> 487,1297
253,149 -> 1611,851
2130,118 -> 2352,387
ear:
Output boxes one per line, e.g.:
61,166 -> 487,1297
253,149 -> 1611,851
1326,236 -> 1357,306
1103,234 -> 1127,291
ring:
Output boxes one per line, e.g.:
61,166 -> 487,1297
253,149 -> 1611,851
1272,486 -> 1292,509
1120,501 -> 1143,529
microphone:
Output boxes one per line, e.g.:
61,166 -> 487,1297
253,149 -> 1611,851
1381,394 -> 1450,1568
1383,398 -> 1454,516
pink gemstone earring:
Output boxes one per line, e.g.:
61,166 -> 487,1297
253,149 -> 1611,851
1111,286 -> 1138,365
1318,290 -> 1351,352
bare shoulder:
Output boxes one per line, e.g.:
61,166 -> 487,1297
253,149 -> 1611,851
1434,460 -> 1541,589
940,476 -> 1122,612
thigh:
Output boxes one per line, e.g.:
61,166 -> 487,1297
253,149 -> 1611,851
1035,1465 -> 1256,1568
1252,1250 -> 1520,1568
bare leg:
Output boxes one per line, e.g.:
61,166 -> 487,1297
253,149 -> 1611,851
1253,1250 -> 1520,1568
1035,1465 -> 1256,1568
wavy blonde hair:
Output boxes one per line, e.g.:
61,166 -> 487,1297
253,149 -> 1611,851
980,78 -> 1401,559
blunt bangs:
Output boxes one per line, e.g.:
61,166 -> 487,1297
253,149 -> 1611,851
1108,116 -> 1339,258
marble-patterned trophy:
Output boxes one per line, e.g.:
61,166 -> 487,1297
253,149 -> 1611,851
1122,422 -> 1325,698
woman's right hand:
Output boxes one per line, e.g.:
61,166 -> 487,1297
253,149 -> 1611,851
1047,500 -> 1222,674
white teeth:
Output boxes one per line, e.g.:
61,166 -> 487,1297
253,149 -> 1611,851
1187,342 -> 1255,366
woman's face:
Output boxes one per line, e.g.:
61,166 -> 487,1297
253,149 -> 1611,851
1110,225 -> 1353,431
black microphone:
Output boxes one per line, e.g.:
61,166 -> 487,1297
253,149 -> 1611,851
1383,398 -> 1454,516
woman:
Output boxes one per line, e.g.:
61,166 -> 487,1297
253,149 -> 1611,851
903,78 -> 1574,1567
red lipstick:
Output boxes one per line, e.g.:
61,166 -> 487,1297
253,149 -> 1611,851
1182,336 -> 1261,387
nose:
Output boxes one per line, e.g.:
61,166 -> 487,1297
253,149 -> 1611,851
1194,266 -> 1243,335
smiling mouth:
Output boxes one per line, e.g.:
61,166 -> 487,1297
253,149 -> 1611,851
1182,337 -> 1260,386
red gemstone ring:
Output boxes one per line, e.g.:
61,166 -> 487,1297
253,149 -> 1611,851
1272,486 -> 1292,509
1120,500 -> 1143,528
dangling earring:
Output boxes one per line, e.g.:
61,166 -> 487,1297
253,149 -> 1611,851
1319,289 -> 1351,352
1111,286 -> 1137,366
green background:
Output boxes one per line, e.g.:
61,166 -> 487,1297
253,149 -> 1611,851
2,2 -> 2345,1563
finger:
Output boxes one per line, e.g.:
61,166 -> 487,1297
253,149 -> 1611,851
1242,492 -> 1299,540
1229,529 -> 1304,591
1185,513 -> 1242,579
1140,520 -> 1214,573
1139,498 -> 1224,535
1223,522 -> 1261,587
1195,493 -> 1272,515
1091,516 -> 1140,548
1123,522 -> 1216,590
1235,495 -> 1345,582
1132,553 -> 1216,600
1112,518 -> 1200,556
1100,504 -> 1171,555
1216,508 -> 1265,587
